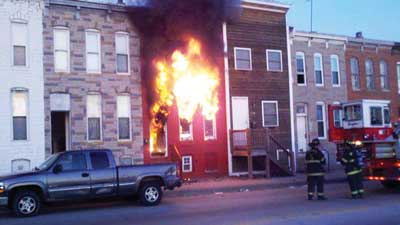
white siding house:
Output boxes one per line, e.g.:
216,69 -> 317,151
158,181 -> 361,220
0,0 -> 45,175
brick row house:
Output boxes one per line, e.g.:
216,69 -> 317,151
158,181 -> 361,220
43,0 -> 144,165
0,0 -> 45,175
289,30 -> 347,171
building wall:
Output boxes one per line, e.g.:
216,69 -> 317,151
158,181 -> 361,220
290,34 -> 347,171
226,5 -> 292,173
345,40 -> 399,122
43,2 -> 143,165
0,0 -> 45,174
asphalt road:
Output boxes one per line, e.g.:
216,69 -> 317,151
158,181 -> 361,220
1,181 -> 399,225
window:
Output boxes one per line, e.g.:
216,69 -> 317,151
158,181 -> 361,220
90,152 -> 110,169
262,101 -> 279,127
350,58 -> 360,90
117,95 -> 131,140
86,30 -> 101,73
182,156 -> 192,173
370,106 -> 383,126
115,32 -> 130,74
344,105 -> 362,121
314,53 -> 324,86
333,109 -> 342,128
330,55 -> 340,86
87,94 -> 102,141
11,21 -> 28,66
266,49 -> 282,72
296,52 -> 306,85
180,120 -> 193,141
54,27 -> 70,72
397,63 -> 400,94
234,48 -> 252,70
380,60 -> 389,90
204,117 -> 216,140
56,153 -> 87,171
384,107 -> 390,125
316,103 -> 326,139
12,89 -> 28,140
365,59 -> 375,90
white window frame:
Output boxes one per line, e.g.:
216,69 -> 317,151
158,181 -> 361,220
203,116 -> 217,141
85,29 -> 101,74
316,102 -> 327,139
397,62 -> 400,94
365,59 -> 375,90
369,106 -> 383,127
117,95 -> 131,141
261,100 -> 279,128
266,49 -> 283,72
11,20 -> 28,67
182,156 -> 193,173
383,107 -> 391,126
179,120 -> 193,141
11,88 -> 29,141
314,53 -> 324,86
115,32 -> 130,75
351,57 -> 361,90
53,26 -> 70,73
234,47 -> 252,71
86,94 -> 102,142
379,60 -> 389,90
330,55 -> 340,87
295,52 -> 306,86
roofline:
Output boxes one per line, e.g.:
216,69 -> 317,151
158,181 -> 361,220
293,30 -> 347,42
46,0 -> 127,12
347,37 -> 395,47
241,0 -> 290,9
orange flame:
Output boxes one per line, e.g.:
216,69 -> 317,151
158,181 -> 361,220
150,38 -> 219,153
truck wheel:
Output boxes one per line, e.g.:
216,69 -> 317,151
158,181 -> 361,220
12,190 -> 41,217
139,182 -> 162,206
381,181 -> 399,189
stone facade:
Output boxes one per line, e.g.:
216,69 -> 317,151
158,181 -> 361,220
43,1 -> 143,165
290,31 -> 347,171
0,0 -> 45,175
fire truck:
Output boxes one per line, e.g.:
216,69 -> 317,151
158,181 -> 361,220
328,99 -> 400,188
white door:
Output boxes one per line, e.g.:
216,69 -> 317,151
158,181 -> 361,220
232,97 -> 249,130
296,115 -> 308,152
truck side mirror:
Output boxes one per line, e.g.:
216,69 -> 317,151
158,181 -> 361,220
53,164 -> 63,174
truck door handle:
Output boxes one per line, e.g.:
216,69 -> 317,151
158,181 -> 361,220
81,173 -> 89,178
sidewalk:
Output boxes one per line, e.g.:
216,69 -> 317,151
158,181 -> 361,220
167,169 -> 347,197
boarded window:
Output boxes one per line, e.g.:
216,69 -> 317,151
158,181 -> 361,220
314,54 -> 323,85
331,55 -> 340,86
117,95 -> 131,140
116,33 -> 129,73
12,90 -> 28,140
86,30 -> 101,73
266,50 -> 282,71
262,101 -> 279,127
87,94 -> 101,141
12,22 -> 27,66
234,48 -> 251,70
296,52 -> 306,85
54,27 -> 70,72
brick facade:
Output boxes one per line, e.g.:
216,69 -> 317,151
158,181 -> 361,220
290,31 -> 347,171
43,2 -> 143,165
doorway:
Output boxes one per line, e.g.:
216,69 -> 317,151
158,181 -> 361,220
296,115 -> 308,153
51,112 -> 70,154
232,97 -> 249,130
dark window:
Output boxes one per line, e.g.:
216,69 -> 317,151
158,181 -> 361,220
384,108 -> 390,125
57,153 -> 87,171
13,117 -> 27,140
370,107 -> 383,126
296,53 -> 305,84
13,46 -> 26,66
117,54 -> 128,73
333,109 -> 342,128
88,118 -> 101,140
118,118 -> 130,140
90,152 -> 110,169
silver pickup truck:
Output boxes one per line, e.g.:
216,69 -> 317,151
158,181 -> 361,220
0,149 -> 181,217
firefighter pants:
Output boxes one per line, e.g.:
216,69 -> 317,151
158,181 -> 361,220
307,175 -> 324,197
347,172 -> 364,196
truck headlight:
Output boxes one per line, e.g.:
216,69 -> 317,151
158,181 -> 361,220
0,182 -> 4,194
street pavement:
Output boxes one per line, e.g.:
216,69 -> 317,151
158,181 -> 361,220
0,181 -> 399,225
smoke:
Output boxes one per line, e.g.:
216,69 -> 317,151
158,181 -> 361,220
126,0 -> 242,112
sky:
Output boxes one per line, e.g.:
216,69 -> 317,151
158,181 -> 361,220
285,0 -> 400,41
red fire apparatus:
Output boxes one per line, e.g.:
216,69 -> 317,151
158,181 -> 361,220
328,99 -> 400,188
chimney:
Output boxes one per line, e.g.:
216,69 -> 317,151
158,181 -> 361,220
355,31 -> 363,39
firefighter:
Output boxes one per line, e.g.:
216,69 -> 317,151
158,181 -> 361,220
341,141 -> 364,199
306,138 -> 327,200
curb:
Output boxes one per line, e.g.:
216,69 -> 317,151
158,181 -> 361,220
166,177 -> 347,198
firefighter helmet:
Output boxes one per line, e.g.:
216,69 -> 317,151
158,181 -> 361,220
309,138 -> 320,147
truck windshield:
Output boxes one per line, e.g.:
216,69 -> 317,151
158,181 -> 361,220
37,154 -> 59,170
344,105 -> 362,121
